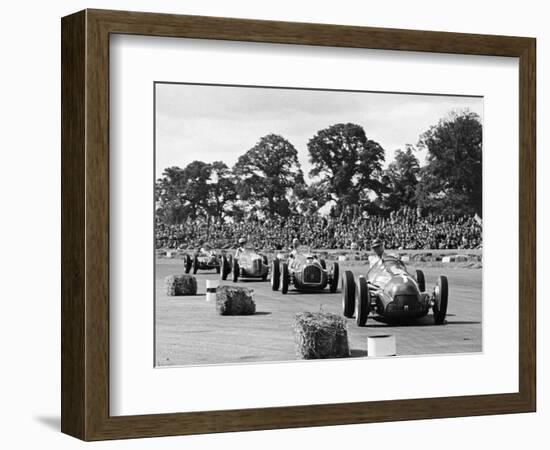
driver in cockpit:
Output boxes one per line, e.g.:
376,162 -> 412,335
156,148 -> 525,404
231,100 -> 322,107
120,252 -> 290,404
290,237 -> 300,257
235,237 -> 247,259
371,238 -> 386,260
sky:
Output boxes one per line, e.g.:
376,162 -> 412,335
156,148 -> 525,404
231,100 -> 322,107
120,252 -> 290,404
155,83 -> 483,180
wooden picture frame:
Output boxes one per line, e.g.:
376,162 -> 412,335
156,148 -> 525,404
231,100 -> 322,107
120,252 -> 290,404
61,9 -> 536,441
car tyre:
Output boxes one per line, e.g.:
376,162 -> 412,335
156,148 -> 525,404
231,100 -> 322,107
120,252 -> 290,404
342,270 -> 356,318
193,255 -> 199,274
232,259 -> 239,283
320,259 -> 327,270
281,262 -> 290,294
329,262 -> 339,293
220,255 -> 229,281
355,276 -> 370,327
184,254 -> 192,274
271,260 -> 280,291
416,269 -> 425,292
433,275 -> 449,325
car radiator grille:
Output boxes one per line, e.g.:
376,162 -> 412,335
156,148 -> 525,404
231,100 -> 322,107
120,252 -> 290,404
303,265 -> 321,283
393,295 -> 420,311
252,258 -> 262,274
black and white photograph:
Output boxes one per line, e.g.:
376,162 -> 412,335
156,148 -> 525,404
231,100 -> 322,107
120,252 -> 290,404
154,82 -> 483,366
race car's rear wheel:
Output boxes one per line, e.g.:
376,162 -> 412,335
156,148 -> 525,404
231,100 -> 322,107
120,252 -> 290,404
342,270 -> 356,318
193,255 -> 199,274
281,263 -> 290,294
184,254 -> 192,274
220,255 -> 229,280
355,276 -> 370,327
261,255 -> 269,280
232,259 -> 239,283
433,275 -> 449,325
329,262 -> 339,293
416,269 -> 425,292
271,260 -> 280,291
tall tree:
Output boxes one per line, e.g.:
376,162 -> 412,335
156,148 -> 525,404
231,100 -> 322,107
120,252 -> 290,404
155,166 -> 192,224
233,134 -> 305,217
415,111 -> 482,216
155,160 -> 237,226
205,161 -> 237,219
180,160 -> 212,217
307,123 -> 385,214
382,146 -> 420,211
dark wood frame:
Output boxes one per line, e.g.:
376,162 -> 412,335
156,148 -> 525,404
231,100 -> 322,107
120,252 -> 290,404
61,9 -> 536,441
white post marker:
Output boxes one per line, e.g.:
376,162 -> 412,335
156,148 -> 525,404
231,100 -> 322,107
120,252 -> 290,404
367,334 -> 397,357
205,279 -> 219,302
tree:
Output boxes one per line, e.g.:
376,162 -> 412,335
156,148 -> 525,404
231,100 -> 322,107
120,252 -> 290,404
205,161 -> 237,219
381,146 -> 420,212
307,123 -> 385,215
415,111 -> 482,216
155,166 -> 193,225
233,134 -> 305,217
292,182 -> 328,216
155,161 -> 237,227
180,160 -> 213,218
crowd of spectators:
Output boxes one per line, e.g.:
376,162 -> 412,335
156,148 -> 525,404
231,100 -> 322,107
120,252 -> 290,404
155,206 -> 482,251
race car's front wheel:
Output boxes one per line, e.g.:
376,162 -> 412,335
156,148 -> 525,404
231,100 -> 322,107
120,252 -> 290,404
232,259 -> 240,283
416,269 -> 425,292
355,276 -> 370,327
342,270 -> 356,318
433,275 -> 448,325
329,262 -> 339,293
220,255 -> 229,281
271,260 -> 280,291
184,254 -> 192,274
281,263 -> 290,294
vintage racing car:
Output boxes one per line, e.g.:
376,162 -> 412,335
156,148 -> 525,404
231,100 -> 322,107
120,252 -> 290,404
341,255 -> 448,326
271,246 -> 339,294
183,250 -> 221,274
220,247 -> 269,282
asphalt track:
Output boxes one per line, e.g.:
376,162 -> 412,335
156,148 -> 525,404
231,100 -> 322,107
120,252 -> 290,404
155,258 -> 482,366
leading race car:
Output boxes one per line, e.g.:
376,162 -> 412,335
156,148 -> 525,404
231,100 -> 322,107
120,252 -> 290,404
183,250 -> 221,274
220,247 -> 269,282
271,246 -> 339,294
342,255 -> 448,326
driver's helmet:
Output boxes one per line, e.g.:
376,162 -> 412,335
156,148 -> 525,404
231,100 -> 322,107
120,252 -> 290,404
292,238 -> 300,248
238,237 -> 247,246
371,238 -> 383,249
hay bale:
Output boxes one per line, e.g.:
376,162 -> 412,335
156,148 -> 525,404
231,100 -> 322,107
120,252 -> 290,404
215,285 -> 256,315
165,274 -> 197,296
293,312 -> 350,359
